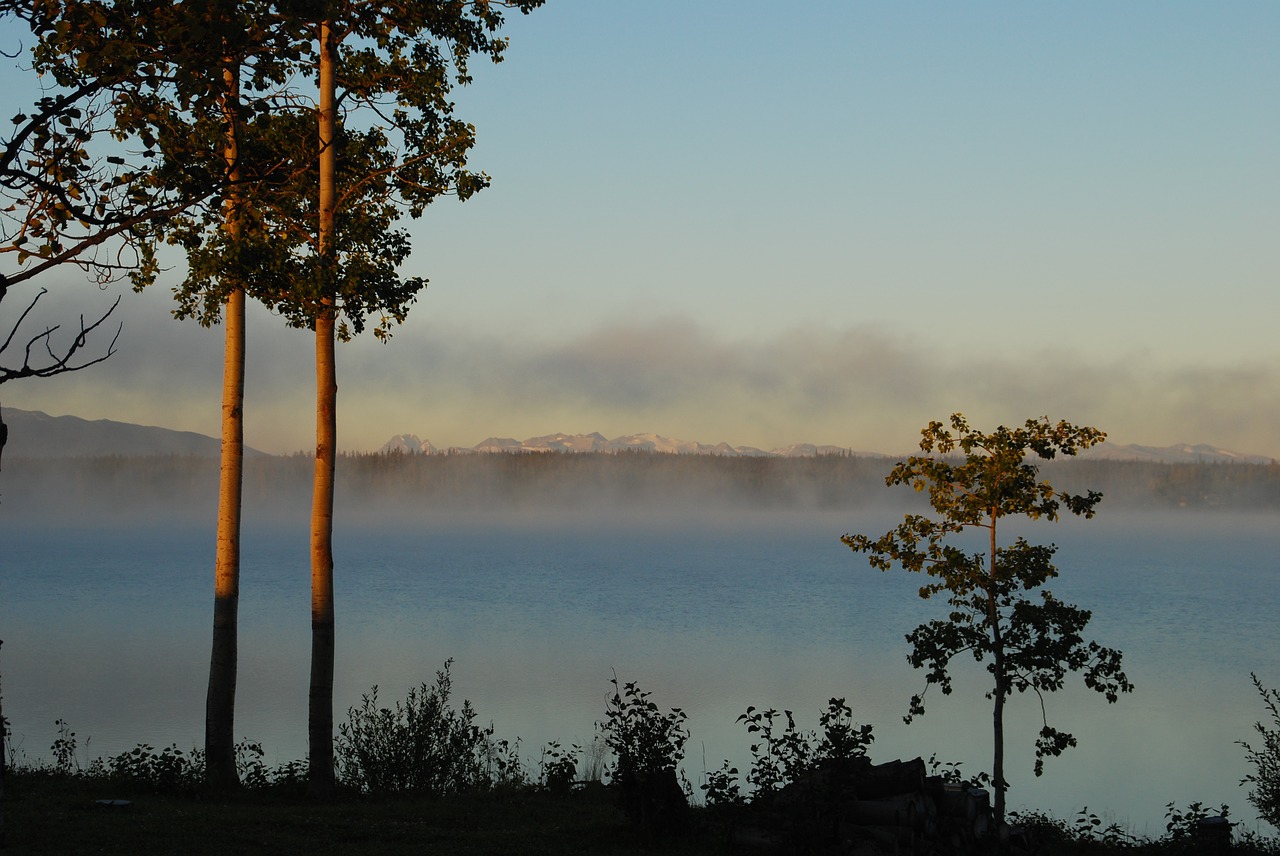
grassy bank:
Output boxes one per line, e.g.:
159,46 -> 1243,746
3,672 -> 1278,855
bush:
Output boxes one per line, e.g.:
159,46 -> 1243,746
106,743 -> 204,794
738,697 -> 874,802
335,659 -> 514,795
539,741 -> 578,794
50,719 -> 81,775
1241,673 -> 1280,830
599,675 -> 688,788
234,740 -> 310,792
599,675 -> 689,832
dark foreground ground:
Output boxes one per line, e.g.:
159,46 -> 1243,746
3,774 -> 714,856
5,772 -> 1279,856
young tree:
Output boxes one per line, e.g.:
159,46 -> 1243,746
842,414 -> 1133,825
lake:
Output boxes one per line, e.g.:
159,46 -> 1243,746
2,504 -> 1277,836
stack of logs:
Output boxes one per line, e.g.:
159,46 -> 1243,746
737,756 -> 993,855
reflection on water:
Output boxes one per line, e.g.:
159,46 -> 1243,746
2,508 -> 1278,835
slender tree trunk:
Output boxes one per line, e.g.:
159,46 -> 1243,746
988,507 -> 1007,826
308,309 -> 337,794
205,55 -> 245,792
992,665 -> 1006,823
307,18 -> 338,795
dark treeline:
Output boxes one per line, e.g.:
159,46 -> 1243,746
5,450 -> 1280,522
1038,457 -> 1280,510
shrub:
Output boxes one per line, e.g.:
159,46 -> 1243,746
598,675 -> 689,832
1241,673 -> 1280,830
599,675 -> 688,788
481,736 -> 527,791
738,697 -> 873,802
701,759 -> 743,809
50,719 -> 81,775
106,744 -> 204,793
335,659 -> 506,795
233,740 -> 309,791
1164,800 -> 1231,851
739,706 -> 812,798
1072,807 -> 1139,847
539,741 -> 579,794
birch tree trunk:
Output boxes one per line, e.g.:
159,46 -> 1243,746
307,18 -> 338,795
206,55 -> 245,791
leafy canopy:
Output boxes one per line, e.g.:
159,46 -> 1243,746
214,0 -> 546,342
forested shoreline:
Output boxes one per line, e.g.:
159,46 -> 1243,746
5,450 -> 1279,521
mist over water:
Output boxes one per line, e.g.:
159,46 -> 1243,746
2,456 -> 1278,836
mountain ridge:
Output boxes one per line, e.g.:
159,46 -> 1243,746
379,430 -> 1275,465
2,408 -> 1271,464
0,408 -> 267,458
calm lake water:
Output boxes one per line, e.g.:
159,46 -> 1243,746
2,505 -> 1278,835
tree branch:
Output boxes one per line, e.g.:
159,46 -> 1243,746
0,287 -> 120,384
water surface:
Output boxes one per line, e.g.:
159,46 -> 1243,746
2,506 -> 1277,836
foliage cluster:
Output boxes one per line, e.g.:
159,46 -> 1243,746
694,698 -> 877,850
538,741 -> 580,794
725,697 -> 873,804
27,719 -> 303,794
598,674 -> 689,792
334,660 -> 522,795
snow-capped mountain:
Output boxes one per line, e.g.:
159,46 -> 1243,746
6,406 -> 1269,465
380,431 -> 1275,463
379,430 -> 874,458
380,434 -> 437,455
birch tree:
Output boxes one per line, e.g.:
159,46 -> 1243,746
12,0 -> 311,788
842,414 -> 1133,826
255,0 -> 544,793
149,3 -> 310,792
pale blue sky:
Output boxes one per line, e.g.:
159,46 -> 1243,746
3,2 -> 1278,455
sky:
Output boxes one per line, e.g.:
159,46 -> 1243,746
2,2 -> 1278,456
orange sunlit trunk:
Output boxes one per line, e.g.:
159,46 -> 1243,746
206,53 -> 245,791
307,17 -> 338,795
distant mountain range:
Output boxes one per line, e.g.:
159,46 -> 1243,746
0,408 -> 265,458
380,430 -> 1276,465
2,408 -> 1272,464
380,431 -> 866,458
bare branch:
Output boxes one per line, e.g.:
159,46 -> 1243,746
0,287 -> 120,384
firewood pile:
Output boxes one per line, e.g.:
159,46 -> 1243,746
726,756 -> 994,855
